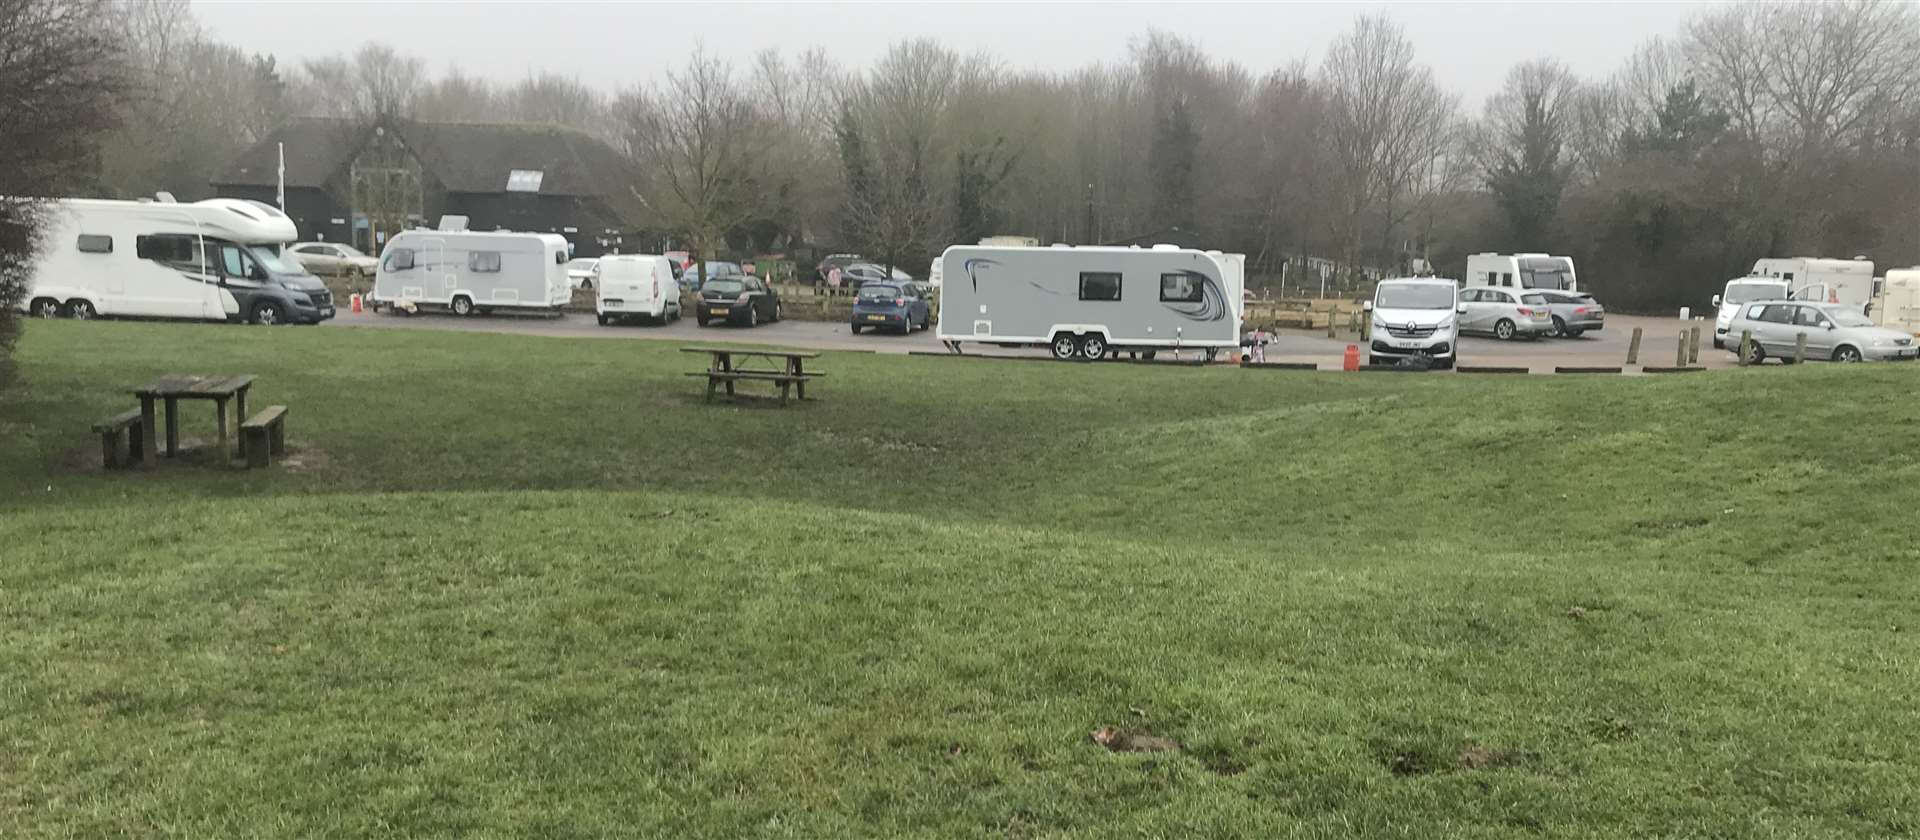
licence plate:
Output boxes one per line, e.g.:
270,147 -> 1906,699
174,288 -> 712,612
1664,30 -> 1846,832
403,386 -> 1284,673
867,314 -> 886,321
320,308 -> 334,318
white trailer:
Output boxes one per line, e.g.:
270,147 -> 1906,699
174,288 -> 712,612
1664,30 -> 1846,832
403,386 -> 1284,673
13,197 -> 335,324
1751,257 -> 1875,314
935,244 -> 1244,360
1872,267 -> 1920,334
372,229 -> 571,316
1464,252 -> 1579,292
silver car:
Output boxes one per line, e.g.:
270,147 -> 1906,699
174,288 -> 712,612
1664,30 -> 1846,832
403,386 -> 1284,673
1536,290 -> 1605,338
289,241 -> 378,279
1723,301 -> 1917,363
1458,285 -> 1554,340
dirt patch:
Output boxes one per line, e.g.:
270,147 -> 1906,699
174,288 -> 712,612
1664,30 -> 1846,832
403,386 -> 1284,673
1090,726 -> 1181,753
278,445 -> 332,473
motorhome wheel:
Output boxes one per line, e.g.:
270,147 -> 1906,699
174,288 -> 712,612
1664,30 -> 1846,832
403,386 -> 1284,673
31,298 -> 60,319
1494,319 -> 1516,340
66,300 -> 96,320
1050,335 -> 1078,360
451,295 -> 474,316
251,302 -> 282,325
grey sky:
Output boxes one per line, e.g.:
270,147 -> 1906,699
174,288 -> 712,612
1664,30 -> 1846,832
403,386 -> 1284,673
200,1 -> 1716,106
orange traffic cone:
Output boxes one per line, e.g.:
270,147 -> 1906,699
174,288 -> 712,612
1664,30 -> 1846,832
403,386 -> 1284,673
350,293 -> 363,314
1343,344 -> 1360,371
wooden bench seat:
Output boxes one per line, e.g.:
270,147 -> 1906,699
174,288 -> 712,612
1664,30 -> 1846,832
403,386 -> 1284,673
93,408 -> 144,469
239,405 -> 288,469
682,370 -> 825,381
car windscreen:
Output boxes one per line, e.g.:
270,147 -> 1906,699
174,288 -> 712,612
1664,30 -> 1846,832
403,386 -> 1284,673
250,246 -> 310,276
1725,283 -> 1788,304
857,284 -> 901,301
703,279 -> 746,294
1829,310 -> 1873,327
1375,284 -> 1453,309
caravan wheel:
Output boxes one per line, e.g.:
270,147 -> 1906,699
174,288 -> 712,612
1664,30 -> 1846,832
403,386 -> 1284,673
65,300 -> 96,320
451,295 -> 474,317
30,298 -> 61,319
1079,334 -> 1108,360
1050,334 -> 1079,360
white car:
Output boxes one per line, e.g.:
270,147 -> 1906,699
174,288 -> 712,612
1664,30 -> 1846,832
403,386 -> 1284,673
288,242 -> 377,279
1458,285 -> 1553,340
1365,278 -> 1461,368
566,258 -> 600,290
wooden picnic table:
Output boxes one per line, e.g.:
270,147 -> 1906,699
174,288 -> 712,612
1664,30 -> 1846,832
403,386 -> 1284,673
680,347 -> 823,406
131,374 -> 256,466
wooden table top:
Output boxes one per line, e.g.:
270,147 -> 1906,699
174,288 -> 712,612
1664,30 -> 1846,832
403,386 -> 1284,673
132,374 -> 256,398
678,347 -> 821,360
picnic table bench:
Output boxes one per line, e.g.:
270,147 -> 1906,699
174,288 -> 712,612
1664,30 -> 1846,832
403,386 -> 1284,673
130,374 -> 255,467
681,347 -> 823,406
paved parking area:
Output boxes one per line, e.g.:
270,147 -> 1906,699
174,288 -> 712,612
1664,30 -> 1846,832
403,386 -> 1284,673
327,309 -> 1730,372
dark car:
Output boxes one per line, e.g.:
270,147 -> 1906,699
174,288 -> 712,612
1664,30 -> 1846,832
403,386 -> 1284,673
696,276 -> 781,327
682,260 -> 745,291
850,281 -> 932,334
816,253 -> 864,285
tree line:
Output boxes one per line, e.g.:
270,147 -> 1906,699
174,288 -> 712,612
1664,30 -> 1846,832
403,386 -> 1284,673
13,0 -> 1920,320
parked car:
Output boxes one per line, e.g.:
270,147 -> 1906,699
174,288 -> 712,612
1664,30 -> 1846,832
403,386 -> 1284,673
850,280 -> 932,334
1722,300 -> 1916,363
842,262 -> 914,290
695,275 -> 781,327
682,260 -> 745,291
289,241 -> 378,279
816,253 -> 864,285
566,258 -> 600,290
1536,290 -> 1605,338
1457,285 -> 1553,340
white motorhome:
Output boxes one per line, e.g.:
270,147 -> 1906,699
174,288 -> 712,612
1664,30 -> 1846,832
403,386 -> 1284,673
372,229 -> 571,316
1464,253 -> 1579,292
14,197 -> 334,324
935,244 -> 1244,360
1872,267 -> 1920,335
594,254 -> 682,325
1751,257 -> 1875,314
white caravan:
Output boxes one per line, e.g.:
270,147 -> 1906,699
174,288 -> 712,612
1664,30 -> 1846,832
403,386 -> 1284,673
1464,253 -> 1579,292
14,197 -> 334,324
594,254 -> 682,325
936,244 -> 1244,360
1751,257 -> 1875,314
1872,267 -> 1920,335
372,229 -> 571,316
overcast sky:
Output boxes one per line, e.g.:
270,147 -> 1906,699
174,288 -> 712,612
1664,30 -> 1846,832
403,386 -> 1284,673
201,1 -> 1717,107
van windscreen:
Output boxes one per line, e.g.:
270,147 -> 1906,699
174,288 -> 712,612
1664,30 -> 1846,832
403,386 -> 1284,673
1375,285 -> 1453,309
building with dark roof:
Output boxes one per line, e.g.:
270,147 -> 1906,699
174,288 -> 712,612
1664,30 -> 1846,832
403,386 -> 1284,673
212,116 -> 648,257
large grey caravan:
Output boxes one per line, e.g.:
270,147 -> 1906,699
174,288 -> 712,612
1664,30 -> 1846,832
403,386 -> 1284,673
935,244 -> 1245,359
372,229 -> 572,316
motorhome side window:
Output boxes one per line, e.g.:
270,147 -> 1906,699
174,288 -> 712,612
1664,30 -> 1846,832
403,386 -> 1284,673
385,248 -> 415,271
76,234 -> 112,254
1159,273 -> 1204,303
1079,272 -> 1121,301
470,251 -> 502,273
136,234 -> 200,269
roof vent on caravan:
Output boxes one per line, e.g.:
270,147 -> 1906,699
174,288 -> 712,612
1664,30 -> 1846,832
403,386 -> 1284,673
1051,243 -> 1072,248
154,192 -> 177,203
1152,244 -> 1181,251
438,215 -> 470,232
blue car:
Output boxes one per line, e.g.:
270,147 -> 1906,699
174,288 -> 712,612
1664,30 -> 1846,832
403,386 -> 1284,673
850,281 -> 931,334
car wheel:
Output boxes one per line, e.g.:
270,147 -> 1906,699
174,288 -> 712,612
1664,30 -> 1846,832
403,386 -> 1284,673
1549,316 -> 1566,337
1494,318 -> 1517,340
451,295 -> 474,317
30,297 -> 61,319
66,299 -> 97,320
748,306 -> 759,328
1744,341 -> 1766,365
251,301 -> 283,325
696,317 -> 710,327
773,302 -> 782,322
1566,327 -> 1584,338
1712,336 -> 1724,350
1080,333 -> 1108,360
1833,345 -> 1863,363
1050,334 -> 1078,360
597,313 -> 609,326
851,324 -> 863,335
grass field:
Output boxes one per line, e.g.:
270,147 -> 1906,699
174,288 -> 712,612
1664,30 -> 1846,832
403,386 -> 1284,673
2,320 -> 1916,838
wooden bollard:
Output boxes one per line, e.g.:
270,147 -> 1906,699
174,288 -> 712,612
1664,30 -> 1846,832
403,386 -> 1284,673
1626,327 -> 1643,365
1688,327 -> 1700,364
1794,331 -> 1807,363
1676,331 -> 1687,367
1326,306 -> 1337,338
1738,330 -> 1752,365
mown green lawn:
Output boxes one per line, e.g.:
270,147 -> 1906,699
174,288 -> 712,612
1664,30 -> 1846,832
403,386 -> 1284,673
2,320 -> 1915,838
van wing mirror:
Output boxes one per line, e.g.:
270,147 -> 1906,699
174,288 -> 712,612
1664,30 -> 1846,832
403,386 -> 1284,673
1361,300 -> 1373,312
1711,294 -> 1722,307
1456,304 -> 1467,315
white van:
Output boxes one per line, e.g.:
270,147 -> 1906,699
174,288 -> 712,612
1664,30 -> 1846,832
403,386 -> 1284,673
372,229 -> 571,316
1464,253 -> 1579,292
595,255 -> 682,325
15,197 -> 334,324
1710,276 -> 1793,349
1363,278 -> 1462,368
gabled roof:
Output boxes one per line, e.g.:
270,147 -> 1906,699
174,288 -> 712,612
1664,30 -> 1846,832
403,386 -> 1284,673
213,117 -> 636,199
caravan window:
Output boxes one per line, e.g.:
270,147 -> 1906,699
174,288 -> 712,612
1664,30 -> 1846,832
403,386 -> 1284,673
470,251 -> 502,273
1079,272 -> 1122,301
385,248 -> 415,271
76,234 -> 112,254
1159,273 -> 1204,303
1501,272 -> 1513,286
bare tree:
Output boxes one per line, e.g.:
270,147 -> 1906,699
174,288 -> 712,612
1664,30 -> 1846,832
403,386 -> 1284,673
1476,59 -> 1581,246
614,48 -> 765,282
1761,0 -> 1918,152
838,40 -> 968,274
504,72 -> 608,136
1,0 -> 127,384
415,68 -> 501,122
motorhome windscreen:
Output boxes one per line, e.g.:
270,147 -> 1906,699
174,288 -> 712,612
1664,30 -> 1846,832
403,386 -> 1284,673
1518,258 -> 1573,290
250,247 -> 309,275
1375,285 -> 1453,309
1725,283 -> 1789,304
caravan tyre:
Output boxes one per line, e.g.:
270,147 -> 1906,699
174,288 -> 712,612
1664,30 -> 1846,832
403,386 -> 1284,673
451,295 -> 474,317
66,300 -> 96,320
30,298 -> 61,319
1080,334 -> 1107,360
250,302 -> 283,325
1050,334 -> 1079,360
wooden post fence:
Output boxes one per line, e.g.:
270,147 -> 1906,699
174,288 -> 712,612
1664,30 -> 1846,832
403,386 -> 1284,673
1688,327 -> 1701,364
1675,331 -> 1687,367
1794,332 -> 1808,363
1738,330 -> 1752,366
1626,327 -> 1643,365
